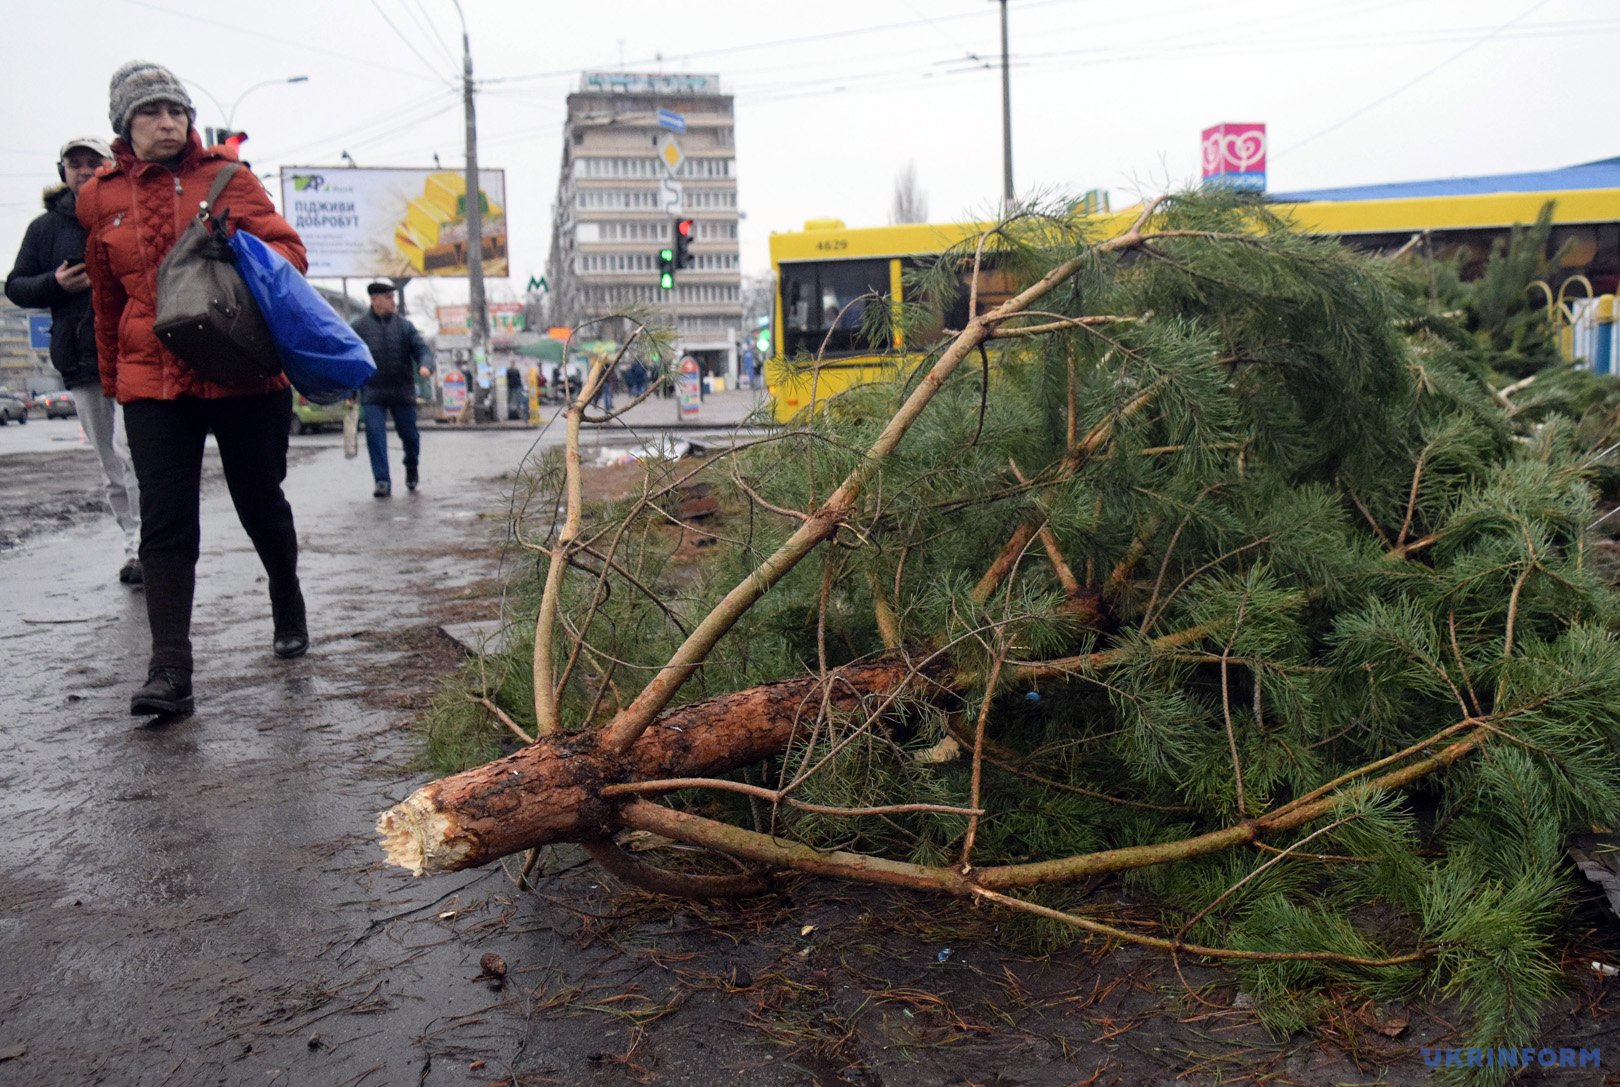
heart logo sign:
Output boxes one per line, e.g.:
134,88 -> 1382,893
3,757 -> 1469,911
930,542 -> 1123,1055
1200,123 -> 1267,178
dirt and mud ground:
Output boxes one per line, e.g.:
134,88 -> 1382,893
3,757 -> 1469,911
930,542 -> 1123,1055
6,427 -> 1620,1087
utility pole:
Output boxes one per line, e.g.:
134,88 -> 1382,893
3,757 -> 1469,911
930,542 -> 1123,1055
454,0 -> 487,420
996,0 -> 1014,212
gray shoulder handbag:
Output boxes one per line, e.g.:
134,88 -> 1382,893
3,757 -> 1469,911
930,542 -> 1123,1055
153,162 -> 282,385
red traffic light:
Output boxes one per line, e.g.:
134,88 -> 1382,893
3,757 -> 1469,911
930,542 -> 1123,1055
223,131 -> 249,153
673,218 -> 695,270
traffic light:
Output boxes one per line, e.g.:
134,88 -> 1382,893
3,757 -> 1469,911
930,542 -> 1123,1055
209,129 -> 249,159
658,246 -> 674,290
673,218 -> 695,269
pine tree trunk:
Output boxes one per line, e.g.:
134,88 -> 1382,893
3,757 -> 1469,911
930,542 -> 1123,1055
378,658 -> 955,874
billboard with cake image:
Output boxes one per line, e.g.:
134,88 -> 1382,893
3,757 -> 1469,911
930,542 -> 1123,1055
281,167 -> 508,279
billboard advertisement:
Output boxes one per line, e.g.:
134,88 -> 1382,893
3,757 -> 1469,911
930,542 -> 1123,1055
281,167 -> 508,279
1200,123 -> 1267,192
436,303 -> 525,343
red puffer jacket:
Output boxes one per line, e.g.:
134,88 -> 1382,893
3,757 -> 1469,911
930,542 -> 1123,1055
78,130 -> 307,403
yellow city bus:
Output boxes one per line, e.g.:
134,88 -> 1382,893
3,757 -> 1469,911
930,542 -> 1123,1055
764,213 -> 1131,424
765,184 -> 1620,423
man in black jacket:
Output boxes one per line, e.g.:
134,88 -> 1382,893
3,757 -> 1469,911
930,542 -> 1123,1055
5,136 -> 142,583
351,282 -> 433,498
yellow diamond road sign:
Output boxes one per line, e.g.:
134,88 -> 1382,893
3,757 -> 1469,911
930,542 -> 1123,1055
656,133 -> 684,176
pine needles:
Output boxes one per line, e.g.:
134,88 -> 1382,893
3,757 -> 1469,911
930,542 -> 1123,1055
400,190 -> 1620,1080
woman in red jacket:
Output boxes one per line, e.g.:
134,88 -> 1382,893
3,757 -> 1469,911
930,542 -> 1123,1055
80,61 -> 309,718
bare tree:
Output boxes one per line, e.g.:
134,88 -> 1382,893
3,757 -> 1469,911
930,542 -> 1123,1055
740,271 -> 775,335
889,160 -> 929,225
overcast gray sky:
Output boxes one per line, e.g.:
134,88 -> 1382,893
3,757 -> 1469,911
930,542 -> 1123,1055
3,0 -> 1612,315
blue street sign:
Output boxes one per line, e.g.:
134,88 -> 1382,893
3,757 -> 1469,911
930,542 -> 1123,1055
27,313 -> 51,350
657,109 -> 686,134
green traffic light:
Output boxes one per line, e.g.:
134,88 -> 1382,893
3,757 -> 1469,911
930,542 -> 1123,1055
659,248 -> 674,261
660,271 -> 674,290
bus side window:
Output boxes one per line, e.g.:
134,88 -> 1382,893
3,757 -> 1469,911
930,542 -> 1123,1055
901,256 -> 1015,348
968,266 -> 1016,316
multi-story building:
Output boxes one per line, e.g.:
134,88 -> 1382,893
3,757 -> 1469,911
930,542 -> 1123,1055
544,72 -> 742,382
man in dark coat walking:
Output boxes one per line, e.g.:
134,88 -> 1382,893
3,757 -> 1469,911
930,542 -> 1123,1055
5,136 -> 142,583
351,282 -> 433,497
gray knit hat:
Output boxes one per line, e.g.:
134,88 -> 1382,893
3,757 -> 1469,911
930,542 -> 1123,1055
108,61 -> 194,139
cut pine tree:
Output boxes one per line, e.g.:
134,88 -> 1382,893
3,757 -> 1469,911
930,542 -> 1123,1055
380,191 -> 1620,1075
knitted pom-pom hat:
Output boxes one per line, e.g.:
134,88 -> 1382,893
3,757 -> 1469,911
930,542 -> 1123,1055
108,61 -> 194,140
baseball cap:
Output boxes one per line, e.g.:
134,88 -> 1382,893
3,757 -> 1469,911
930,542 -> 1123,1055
59,136 -> 113,161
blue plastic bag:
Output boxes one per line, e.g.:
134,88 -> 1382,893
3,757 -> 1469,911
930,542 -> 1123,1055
229,230 -> 375,404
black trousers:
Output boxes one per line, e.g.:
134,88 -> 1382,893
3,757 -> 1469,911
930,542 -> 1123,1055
123,390 -> 299,671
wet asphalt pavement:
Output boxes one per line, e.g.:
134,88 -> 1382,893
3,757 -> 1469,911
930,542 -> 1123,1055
0,396 -> 827,1087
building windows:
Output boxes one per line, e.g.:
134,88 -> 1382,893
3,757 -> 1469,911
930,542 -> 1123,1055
697,220 -> 738,241
574,249 -> 738,276
683,189 -> 737,210
575,188 -> 666,210
675,283 -> 739,304
573,156 -> 736,180
577,220 -> 740,245
578,251 -> 704,274
678,315 -> 738,335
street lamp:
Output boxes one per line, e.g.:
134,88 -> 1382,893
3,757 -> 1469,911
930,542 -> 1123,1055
183,74 -> 309,132
227,75 -> 308,130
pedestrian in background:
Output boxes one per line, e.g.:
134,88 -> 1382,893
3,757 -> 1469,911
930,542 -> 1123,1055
504,359 -> 525,420
591,357 -> 617,411
6,135 -> 142,586
625,357 -> 648,399
351,281 -> 432,496
79,61 -> 311,717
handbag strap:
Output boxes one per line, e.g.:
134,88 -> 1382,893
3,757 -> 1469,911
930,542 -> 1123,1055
197,162 -> 241,219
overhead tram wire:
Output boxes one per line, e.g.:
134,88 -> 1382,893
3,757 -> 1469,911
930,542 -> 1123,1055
1013,13 -> 1619,68
900,0 -> 982,53
369,0 -> 457,83
728,41 -> 1023,102
471,0 -> 1584,112
1123,0 -> 1411,55
1276,0 -> 1560,161
770,9 -> 1620,90
476,0 -> 1081,87
120,0 -> 452,84
481,10 -> 1610,132
475,0 -> 1305,90
329,101 -> 461,158
403,0 -> 460,72
1002,0 -> 1416,69
254,87 -> 457,161
253,87 -> 460,165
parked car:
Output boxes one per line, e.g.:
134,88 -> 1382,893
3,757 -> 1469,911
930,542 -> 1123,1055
0,390 -> 28,425
292,393 -> 351,434
41,390 -> 77,418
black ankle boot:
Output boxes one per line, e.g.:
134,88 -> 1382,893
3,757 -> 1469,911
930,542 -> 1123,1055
131,667 -> 193,717
271,583 -> 309,660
